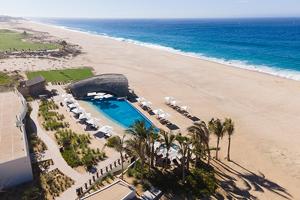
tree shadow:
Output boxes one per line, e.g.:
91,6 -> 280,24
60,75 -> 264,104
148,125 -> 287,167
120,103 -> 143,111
212,159 -> 293,200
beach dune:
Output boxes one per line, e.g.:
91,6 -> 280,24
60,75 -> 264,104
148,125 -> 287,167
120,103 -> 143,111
1,20 -> 300,199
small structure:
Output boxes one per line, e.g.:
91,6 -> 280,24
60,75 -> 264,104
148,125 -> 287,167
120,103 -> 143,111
18,76 -> 46,97
80,180 -> 136,200
69,74 -> 129,99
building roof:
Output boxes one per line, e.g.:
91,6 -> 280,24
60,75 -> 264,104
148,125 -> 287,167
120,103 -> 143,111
81,180 -> 135,200
69,74 -> 129,98
26,76 -> 45,87
0,92 -> 27,163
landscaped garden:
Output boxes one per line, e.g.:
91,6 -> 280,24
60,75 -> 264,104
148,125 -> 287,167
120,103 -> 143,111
0,70 -> 23,92
38,99 -> 69,131
0,29 -> 59,52
38,99 -> 106,170
26,67 -> 94,84
55,129 -> 106,169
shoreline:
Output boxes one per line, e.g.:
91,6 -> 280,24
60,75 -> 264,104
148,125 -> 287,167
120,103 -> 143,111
30,19 -> 300,82
2,19 -> 300,199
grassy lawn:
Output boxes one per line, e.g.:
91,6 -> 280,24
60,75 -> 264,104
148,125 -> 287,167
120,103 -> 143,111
0,29 -> 59,52
0,71 -> 12,85
26,68 -> 94,83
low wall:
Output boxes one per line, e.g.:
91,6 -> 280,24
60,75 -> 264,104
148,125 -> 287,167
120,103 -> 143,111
76,155 -> 132,198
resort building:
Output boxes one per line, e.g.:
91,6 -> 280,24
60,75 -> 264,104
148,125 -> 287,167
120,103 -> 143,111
0,91 -> 33,188
69,74 -> 129,98
18,75 -> 46,97
80,180 -> 136,200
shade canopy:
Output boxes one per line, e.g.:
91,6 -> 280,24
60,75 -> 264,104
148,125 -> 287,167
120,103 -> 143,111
136,97 -> 145,103
103,94 -> 113,98
99,125 -> 113,136
96,92 -> 106,96
153,109 -> 164,115
158,113 -> 170,119
86,118 -> 100,127
94,95 -> 104,99
67,103 -> 78,109
87,92 -> 97,96
141,101 -> 152,107
180,106 -> 188,111
170,100 -> 177,106
71,107 -> 84,114
164,96 -> 174,103
79,112 -> 91,120
64,97 -> 75,104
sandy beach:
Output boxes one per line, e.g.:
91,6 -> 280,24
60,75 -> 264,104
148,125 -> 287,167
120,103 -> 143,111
1,20 -> 300,199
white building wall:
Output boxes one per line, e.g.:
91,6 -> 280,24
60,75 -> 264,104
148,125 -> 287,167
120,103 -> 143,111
0,155 -> 33,188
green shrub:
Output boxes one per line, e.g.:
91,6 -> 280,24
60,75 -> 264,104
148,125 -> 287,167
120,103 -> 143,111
142,180 -> 151,191
61,148 -> 81,167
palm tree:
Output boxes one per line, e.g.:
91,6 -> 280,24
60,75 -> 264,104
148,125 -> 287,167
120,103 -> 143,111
224,118 -> 235,161
187,121 -> 211,165
106,135 -> 126,180
208,118 -> 226,160
148,129 -> 160,169
176,134 -> 191,182
126,120 -> 150,168
160,129 -> 176,169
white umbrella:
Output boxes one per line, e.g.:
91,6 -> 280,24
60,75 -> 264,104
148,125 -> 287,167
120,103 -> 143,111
71,107 -> 84,114
136,97 -> 145,103
141,101 -> 152,107
153,109 -> 164,115
94,95 -> 104,99
170,100 -> 177,107
164,97 -> 174,104
96,92 -> 106,96
64,97 -> 75,104
158,113 -> 170,119
87,92 -> 97,97
103,94 -> 113,98
67,103 -> 78,109
79,112 -> 91,120
180,106 -> 188,111
86,118 -> 99,127
99,125 -> 113,136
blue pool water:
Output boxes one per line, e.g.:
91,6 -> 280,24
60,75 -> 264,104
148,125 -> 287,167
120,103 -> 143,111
88,98 -> 153,129
37,18 -> 300,80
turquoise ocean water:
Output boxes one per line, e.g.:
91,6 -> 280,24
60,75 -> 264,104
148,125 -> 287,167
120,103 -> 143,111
38,18 -> 300,80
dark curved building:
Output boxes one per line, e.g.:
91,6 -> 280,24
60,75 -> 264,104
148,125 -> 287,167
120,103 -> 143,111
69,74 -> 129,98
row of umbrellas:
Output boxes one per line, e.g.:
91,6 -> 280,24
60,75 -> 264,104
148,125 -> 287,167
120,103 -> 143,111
62,93 -> 114,136
87,92 -> 113,100
136,97 -> 171,120
164,97 -> 188,112
137,97 -> 152,108
62,94 -> 99,128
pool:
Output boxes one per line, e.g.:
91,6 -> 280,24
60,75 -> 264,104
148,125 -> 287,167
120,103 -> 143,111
87,98 -> 154,129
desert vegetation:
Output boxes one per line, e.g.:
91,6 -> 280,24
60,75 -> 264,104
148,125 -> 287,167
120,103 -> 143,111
38,99 -> 106,170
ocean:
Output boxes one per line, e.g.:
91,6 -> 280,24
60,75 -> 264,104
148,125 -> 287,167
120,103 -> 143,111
38,18 -> 300,80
